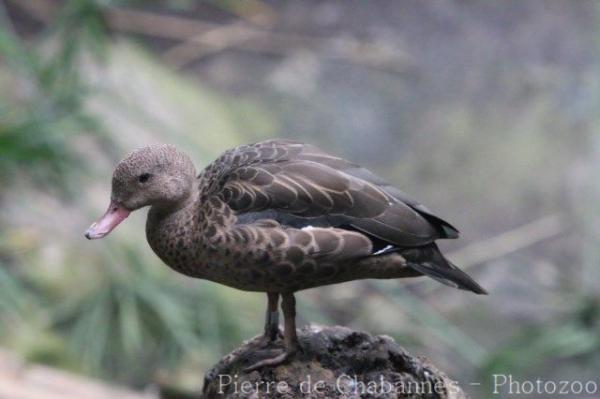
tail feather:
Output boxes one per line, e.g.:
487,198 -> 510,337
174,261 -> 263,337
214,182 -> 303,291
404,244 -> 488,295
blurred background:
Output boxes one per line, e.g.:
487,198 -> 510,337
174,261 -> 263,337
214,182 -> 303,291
0,1 -> 599,398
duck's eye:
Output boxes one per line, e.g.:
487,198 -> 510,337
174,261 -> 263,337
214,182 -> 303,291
138,173 -> 151,183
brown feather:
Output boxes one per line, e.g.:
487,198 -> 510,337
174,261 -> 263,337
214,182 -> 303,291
216,139 -> 446,247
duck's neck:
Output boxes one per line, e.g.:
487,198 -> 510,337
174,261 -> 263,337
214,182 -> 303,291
147,196 -> 193,223
145,182 -> 201,272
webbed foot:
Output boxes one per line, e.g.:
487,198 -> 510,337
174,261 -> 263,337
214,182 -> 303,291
243,346 -> 297,372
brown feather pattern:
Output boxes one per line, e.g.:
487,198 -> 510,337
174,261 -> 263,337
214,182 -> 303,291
140,139 -> 485,294
216,140 -> 440,246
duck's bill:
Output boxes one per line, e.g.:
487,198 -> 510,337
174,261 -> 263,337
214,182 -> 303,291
85,202 -> 130,239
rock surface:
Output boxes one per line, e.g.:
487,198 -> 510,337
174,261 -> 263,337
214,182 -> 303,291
202,325 -> 465,398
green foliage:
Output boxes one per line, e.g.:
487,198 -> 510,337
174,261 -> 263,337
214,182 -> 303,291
480,297 -> 600,395
49,243 -> 251,385
0,0 -> 110,190
0,264 -> 32,330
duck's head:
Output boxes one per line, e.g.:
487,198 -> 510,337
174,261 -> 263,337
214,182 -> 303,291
85,144 -> 196,239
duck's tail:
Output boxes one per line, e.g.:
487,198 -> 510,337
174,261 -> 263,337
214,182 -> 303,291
403,243 -> 488,295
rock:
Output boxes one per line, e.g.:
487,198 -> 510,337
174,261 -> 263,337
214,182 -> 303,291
202,325 -> 465,398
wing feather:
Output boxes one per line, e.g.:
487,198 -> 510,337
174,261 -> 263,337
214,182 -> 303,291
212,139 -> 455,247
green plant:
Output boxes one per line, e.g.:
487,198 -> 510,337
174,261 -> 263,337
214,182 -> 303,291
0,0 -> 111,190
49,243 -> 257,385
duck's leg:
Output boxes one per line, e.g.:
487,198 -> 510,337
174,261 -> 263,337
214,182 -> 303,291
263,292 -> 281,342
281,292 -> 299,353
244,293 -> 299,372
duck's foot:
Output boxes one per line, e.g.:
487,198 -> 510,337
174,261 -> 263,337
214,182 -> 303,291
243,347 -> 297,372
246,292 -> 298,372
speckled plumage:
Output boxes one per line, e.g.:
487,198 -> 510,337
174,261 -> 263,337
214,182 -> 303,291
89,139 -> 486,370
133,139 -> 483,294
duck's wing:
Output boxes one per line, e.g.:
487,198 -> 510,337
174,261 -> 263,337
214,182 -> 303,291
213,139 -> 457,247
212,139 -> 486,294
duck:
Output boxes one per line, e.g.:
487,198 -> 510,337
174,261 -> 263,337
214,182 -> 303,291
85,139 -> 487,371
